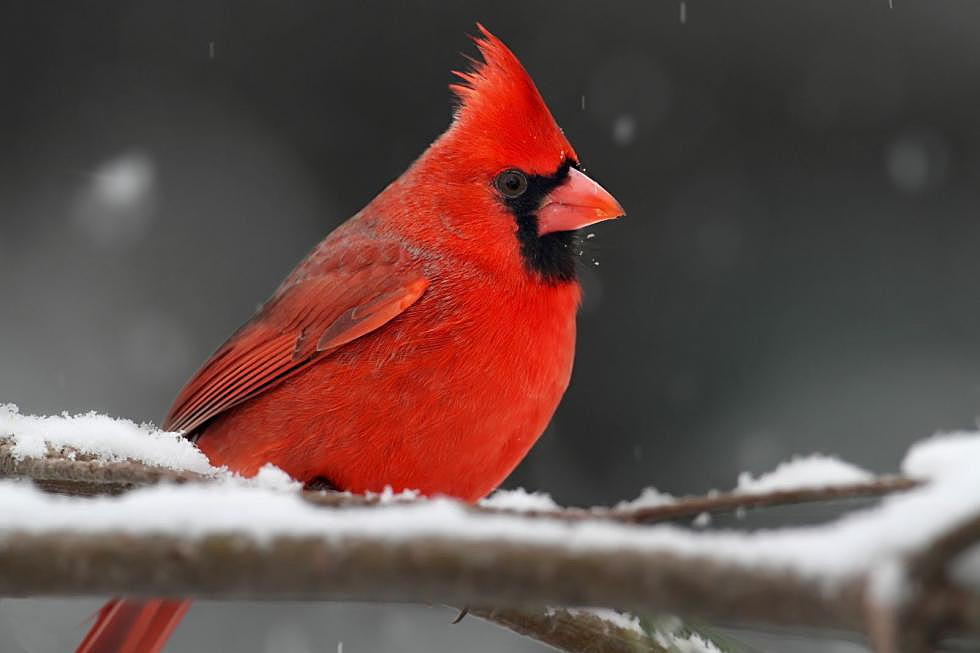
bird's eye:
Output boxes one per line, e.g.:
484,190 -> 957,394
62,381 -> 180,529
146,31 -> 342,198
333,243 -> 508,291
494,169 -> 529,198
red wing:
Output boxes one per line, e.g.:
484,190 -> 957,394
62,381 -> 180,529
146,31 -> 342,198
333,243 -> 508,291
163,241 -> 427,435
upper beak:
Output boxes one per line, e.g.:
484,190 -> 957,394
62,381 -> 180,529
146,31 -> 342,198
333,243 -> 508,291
537,167 -> 625,236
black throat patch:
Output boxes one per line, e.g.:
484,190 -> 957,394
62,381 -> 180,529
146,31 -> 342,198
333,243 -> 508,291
502,160 -> 580,284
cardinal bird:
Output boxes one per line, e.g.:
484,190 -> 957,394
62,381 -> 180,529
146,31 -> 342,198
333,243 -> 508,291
76,24 -> 623,653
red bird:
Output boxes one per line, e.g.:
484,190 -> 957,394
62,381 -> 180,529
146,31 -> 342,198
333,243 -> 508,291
76,24 -> 623,653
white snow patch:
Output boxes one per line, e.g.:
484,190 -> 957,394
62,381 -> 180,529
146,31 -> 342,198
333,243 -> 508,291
692,512 -> 712,528
736,454 -> 873,494
616,487 -> 675,510
902,431 -> 980,479
654,630 -> 723,653
549,608 -> 724,651
561,607 -> 643,635
237,464 -> 301,492
481,488 -> 560,512
367,486 -> 421,503
0,404 -> 215,475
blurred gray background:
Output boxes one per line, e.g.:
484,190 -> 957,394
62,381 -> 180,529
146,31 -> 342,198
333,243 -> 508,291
1,0 -> 978,650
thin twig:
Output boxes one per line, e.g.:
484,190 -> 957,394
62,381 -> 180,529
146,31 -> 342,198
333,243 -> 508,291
540,476 -> 923,524
468,606 -> 667,653
304,477 -> 921,525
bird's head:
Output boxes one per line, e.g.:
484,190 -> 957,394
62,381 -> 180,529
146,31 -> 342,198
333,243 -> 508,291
402,25 -> 624,284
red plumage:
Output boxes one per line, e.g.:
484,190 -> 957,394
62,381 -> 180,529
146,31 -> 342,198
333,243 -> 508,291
77,24 -> 622,653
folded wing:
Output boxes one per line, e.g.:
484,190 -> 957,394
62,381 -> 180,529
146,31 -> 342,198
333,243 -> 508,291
164,238 -> 427,435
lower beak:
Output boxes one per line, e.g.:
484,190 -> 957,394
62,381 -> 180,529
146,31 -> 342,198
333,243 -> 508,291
537,167 -> 625,236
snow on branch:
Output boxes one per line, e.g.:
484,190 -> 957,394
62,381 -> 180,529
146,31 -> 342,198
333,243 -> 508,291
0,427 -> 921,526
0,404 -> 214,474
2,406 -> 980,653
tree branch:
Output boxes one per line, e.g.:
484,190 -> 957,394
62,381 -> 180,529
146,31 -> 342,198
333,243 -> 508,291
0,439 -> 208,496
0,529 -> 869,631
3,436 -> 980,653
0,436 -> 922,525
508,476 -> 922,524
876,513 -> 980,653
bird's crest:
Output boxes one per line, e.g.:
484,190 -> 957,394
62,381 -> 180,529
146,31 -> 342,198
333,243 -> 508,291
448,24 -> 577,174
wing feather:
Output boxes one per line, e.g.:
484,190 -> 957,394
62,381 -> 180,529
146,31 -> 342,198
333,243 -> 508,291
164,238 -> 427,435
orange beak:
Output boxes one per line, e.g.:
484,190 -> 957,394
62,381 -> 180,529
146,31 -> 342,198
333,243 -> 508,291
537,168 -> 625,236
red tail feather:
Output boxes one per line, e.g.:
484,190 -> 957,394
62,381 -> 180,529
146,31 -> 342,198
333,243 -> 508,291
75,599 -> 191,653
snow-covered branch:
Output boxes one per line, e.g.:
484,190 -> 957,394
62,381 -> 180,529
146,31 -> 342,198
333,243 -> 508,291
3,405 -> 980,653
0,432 -> 921,525
0,488 -> 868,626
